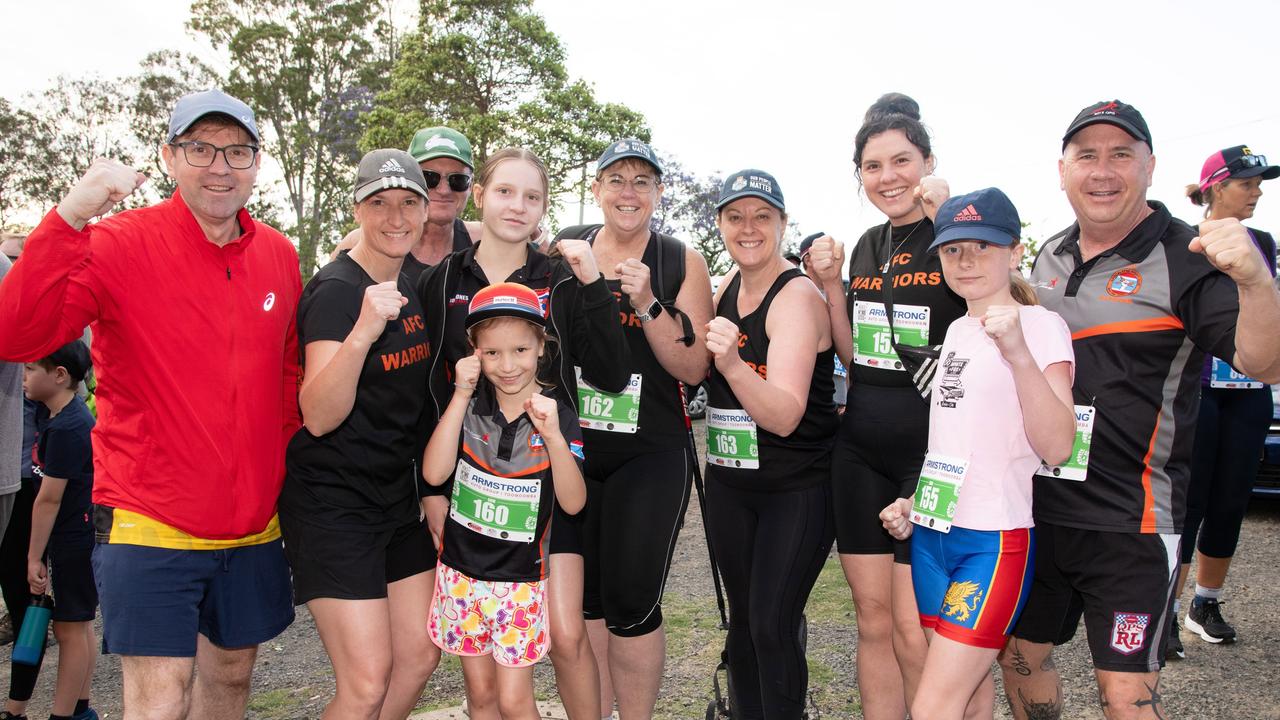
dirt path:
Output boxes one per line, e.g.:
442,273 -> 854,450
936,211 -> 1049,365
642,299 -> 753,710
7,422 -> 1280,718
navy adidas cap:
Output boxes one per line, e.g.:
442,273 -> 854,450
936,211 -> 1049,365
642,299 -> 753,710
596,139 -> 662,176
167,89 -> 261,143
929,188 -> 1022,252
716,169 -> 785,212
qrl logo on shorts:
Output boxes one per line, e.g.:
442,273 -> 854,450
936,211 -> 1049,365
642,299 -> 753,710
1110,612 -> 1150,655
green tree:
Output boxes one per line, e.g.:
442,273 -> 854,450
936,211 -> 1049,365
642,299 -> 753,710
362,0 -> 649,207
189,0 -> 393,278
0,98 -> 42,229
652,158 -> 730,276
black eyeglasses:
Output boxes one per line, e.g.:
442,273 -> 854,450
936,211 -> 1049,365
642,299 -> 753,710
170,141 -> 259,170
423,170 -> 472,192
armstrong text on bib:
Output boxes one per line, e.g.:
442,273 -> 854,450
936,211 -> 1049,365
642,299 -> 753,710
450,460 -> 540,543
852,300 -> 930,370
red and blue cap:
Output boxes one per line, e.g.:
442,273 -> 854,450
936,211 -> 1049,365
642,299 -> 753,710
929,188 -> 1022,252
1198,145 -> 1279,193
466,283 -> 546,330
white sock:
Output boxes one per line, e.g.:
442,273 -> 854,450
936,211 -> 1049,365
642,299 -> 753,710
1195,584 -> 1223,601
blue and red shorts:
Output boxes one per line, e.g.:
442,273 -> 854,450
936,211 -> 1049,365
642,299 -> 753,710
911,524 -> 1034,649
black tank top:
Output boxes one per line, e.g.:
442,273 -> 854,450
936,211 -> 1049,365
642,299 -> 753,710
844,220 -> 965,388
580,232 -> 689,455
706,269 -> 837,492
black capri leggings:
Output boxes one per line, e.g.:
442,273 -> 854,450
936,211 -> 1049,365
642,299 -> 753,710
705,473 -> 833,720
1181,385 -> 1273,563
582,447 -> 691,637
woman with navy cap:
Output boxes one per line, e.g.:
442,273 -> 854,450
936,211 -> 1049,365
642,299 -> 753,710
1172,145 -> 1279,656
703,169 -> 837,719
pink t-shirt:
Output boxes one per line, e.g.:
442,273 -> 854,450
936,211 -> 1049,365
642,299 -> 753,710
928,304 -> 1074,531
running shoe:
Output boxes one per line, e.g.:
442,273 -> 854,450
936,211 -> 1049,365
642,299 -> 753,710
71,709 -> 99,720
1166,620 -> 1185,660
1184,598 -> 1237,643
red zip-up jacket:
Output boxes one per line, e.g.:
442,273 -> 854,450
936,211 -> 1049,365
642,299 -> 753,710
0,192 -> 302,542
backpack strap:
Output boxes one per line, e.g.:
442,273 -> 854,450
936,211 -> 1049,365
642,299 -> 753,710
652,232 -> 694,346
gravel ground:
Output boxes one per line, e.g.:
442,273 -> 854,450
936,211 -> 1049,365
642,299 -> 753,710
6,420 -> 1280,718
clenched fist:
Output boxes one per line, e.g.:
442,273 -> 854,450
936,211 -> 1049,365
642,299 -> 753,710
524,393 -> 562,440
58,159 -> 147,230
558,238 -> 602,285
913,176 -> 950,222
617,258 -> 656,310
807,235 -> 844,284
353,281 -> 408,345
1190,218 -> 1272,289
981,305 -> 1031,363
879,497 -> 914,540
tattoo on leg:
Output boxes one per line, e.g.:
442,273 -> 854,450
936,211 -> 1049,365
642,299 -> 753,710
1017,687 -> 1063,720
1041,653 -> 1056,671
1132,681 -> 1166,720
1098,687 -> 1109,709
1011,642 -> 1032,677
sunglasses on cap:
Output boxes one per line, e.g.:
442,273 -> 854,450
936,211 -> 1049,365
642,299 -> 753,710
423,170 -> 472,193
1205,153 -> 1270,185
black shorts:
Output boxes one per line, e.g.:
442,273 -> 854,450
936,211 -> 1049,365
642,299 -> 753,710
831,383 -> 929,563
549,503 -> 582,556
281,514 -> 435,604
1011,522 -> 1180,672
49,542 -> 97,622
582,447 -> 691,636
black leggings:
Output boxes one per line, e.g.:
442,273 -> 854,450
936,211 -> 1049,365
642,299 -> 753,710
582,447 -> 691,637
1,478 -> 43,702
705,473 -> 833,720
1181,385 -> 1272,563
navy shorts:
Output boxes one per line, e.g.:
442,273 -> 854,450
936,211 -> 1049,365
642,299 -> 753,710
92,539 -> 295,656
49,542 -> 98,622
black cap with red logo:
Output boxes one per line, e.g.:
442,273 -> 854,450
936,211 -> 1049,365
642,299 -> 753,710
1062,100 -> 1152,151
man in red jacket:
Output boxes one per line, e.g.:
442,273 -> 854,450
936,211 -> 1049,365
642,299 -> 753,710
0,89 -> 301,720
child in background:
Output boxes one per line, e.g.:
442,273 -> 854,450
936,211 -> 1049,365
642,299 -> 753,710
10,340 -> 98,720
422,283 -> 587,720
880,188 -> 1075,720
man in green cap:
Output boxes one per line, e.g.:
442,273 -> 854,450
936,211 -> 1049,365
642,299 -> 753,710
335,126 -> 478,282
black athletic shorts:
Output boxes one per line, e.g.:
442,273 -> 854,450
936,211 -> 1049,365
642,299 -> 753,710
49,542 -> 97,622
281,514 -> 435,604
831,382 -> 930,563
1011,521 -> 1180,672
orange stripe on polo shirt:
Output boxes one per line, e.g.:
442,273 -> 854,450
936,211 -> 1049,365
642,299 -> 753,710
1139,412 -> 1162,533
1071,316 -> 1184,341
462,444 -> 550,478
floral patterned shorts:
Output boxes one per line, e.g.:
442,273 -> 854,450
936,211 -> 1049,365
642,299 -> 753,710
428,562 -> 549,667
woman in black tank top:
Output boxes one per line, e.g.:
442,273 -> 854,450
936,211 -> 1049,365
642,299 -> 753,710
703,169 -> 836,719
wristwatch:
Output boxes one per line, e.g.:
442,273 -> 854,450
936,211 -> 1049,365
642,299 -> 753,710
636,299 -> 663,323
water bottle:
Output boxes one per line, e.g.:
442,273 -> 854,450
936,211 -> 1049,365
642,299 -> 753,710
12,594 -> 53,665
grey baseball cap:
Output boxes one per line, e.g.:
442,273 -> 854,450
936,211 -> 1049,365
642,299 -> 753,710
716,169 -> 785,211
354,149 -> 431,203
167,89 -> 261,143
596,138 -> 662,176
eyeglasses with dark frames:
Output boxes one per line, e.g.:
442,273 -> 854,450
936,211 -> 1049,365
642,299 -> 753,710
169,140 -> 260,170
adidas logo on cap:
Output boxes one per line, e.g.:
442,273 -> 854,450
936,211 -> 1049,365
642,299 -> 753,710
953,204 -> 982,222
380,157 -> 406,174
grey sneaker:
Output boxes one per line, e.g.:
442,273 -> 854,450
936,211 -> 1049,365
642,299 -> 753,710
1185,598 -> 1237,643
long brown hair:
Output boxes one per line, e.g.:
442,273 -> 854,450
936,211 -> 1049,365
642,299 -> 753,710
474,147 -> 551,218
1010,271 -> 1039,306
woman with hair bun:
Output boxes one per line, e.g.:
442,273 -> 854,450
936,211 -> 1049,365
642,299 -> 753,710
806,93 -> 966,717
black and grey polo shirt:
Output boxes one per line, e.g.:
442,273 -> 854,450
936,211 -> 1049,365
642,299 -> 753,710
1030,202 -> 1239,534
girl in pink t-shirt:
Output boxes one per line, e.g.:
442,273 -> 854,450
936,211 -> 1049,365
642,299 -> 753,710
880,187 -> 1075,720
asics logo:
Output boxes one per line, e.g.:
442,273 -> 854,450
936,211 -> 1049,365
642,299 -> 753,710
263,292 -> 276,311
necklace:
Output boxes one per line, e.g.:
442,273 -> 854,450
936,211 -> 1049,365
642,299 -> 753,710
880,219 -> 927,274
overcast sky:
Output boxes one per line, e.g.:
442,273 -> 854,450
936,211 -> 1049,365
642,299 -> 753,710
4,0 -> 1279,250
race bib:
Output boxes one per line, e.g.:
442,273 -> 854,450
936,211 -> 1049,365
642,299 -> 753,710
1209,357 -> 1264,389
1036,405 -> 1095,482
576,366 -> 642,433
450,460 -> 540,543
910,452 -> 969,533
706,407 -> 759,470
852,301 -> 930,370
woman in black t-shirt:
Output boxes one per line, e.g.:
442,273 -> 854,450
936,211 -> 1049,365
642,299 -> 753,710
704,169 -> 836,719
806,93 -> 963,718
278,149 -> 438,720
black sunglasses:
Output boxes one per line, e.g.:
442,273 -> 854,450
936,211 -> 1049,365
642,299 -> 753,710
423,170 -> 472,192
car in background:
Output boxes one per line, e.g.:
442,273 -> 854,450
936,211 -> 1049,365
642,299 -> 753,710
1254,385 -> 1280,498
